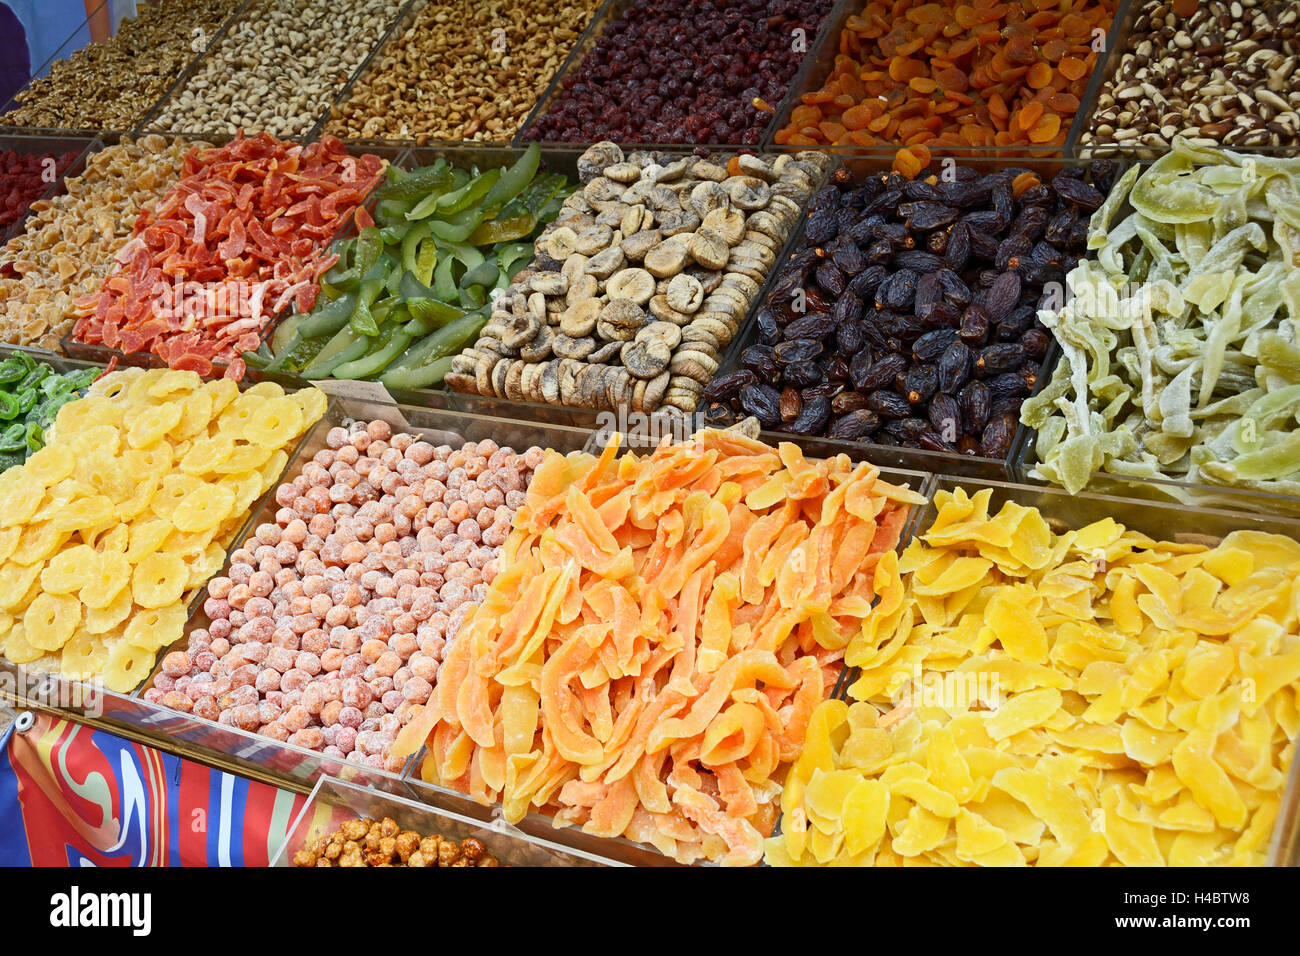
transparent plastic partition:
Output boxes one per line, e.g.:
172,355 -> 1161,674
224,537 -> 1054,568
767,0 -> 1134,160
708,152 -> 1114,482
131,396 -> 597,794
514,0 -> 844,150
271,774 -> 623,866
0,135 -> 100,243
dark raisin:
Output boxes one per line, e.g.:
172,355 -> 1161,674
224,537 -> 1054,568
779,386 -> 803,422
935,268 -> 971,307
975,342 -> 1027,376
865,238 -> 894,266
774,338 -> 824,365
983,270 -> 1021,322
981,412 -> 1018,459
1015,206 -> 1049,242
966,227 -> 1000,262
987,370 -> 1029,399
1089,159 -> 1116,194
996,234 -> 1033,271
918,429 -> 957,452
927,393 -> 963,441
944,222 -> 971,271
848,264 -> 889,297
926,229 -> 949,255
738,384 -> 781,428
903,364 -> 938,405
832,241 -> 867,275
829,408 -> 881,441
958,305 -> 991,345
866,389 -> 911,419
788,395 -> 831,435
893,250 -> 946,273
756,305 -> 780,344
702,402 -> 735,427
876,269 -> 919,311
937,340 -> 972,393
814,261 -> 846,298
1020,328 -> 1050,360
899,201 -> 959,231
958,379 -> 992,433
1051,173 -> 1104,210
782,361 -> 823,387
918,300 -> 961,329
741,344 -> 780,379
784,313 -> 836,341
912,328 -> 957,363
702,368 -> 758,402
832,291 -> 864,326
804,208 -> 839,245
831,390 -> 869,415
883,417 -> 929,443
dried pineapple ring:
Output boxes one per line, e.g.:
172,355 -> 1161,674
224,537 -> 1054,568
173,484 -> 235,534
61,633 -> 107,681
124,605 -> 186,651
171,388 -> 214,442
188,542 -> 227,589
204,378 -> 240,417
212,442 -> 272,474
146,369 -> 201,400
126,368 -> 169,406
112,472 -> 160,521
217,392 -> 262,435
126,518 -> 174,563
0,471 -> 45,527
39,544 -> 97,594
10,522 -> 71,565
87,367 -> 141,402
132,444 -> 172,476
256,449 -> 289,489
32,478 -> 94,524
51,494 -> 114,532
103,637 -> 155,692
179,435 -> 234,475
132,551 -> 187,608
52,395 -> 120,436
0,526 -> 21,565
95,524 -> 130,554
127,403 -> 183,449
244,381 -> 285,401
0,609 -> 11,638
85,587 -> 132,635
64,423 -> 120,461
81,550 -> 131,609
243,396 -> 302,448
0,561 -> 42,613
3,622 -> 42,664
292,387 -> 328,423
24,592 -> 81,651
149,474 -> 203,521
24,443 -> 75,486
78,450 -> 134,502
220,471 -> 263,516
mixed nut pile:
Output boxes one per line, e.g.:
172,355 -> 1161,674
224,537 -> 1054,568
149,0 -> 403,137
446,143 -> 832,415
703,160 -> 1116,458
0,0 -> 239,131
1081,0 -> 1300,153
325,0 -> 600,142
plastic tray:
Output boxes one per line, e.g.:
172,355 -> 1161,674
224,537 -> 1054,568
838,473 -> 1300,867
131,395 -> 596,790
1073,0 -> 1300,159
398,434 -> 935,867
0,0 -> 252,138
767,0 -> 1134,159
271,774 -> 622,866
59,141 -> 405,376
136,0 -> 417,140
0,134 -> 100,243
313,0 -> 607,146
706,152 -> 1109,481
514,0 -> 843,150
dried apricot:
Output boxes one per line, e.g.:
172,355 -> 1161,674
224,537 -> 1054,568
1058,56 -> 1087,81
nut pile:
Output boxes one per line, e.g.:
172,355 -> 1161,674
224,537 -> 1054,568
325,0 -> 601,142
703,160 -> 1117,459
1081,0 -> 1300,154
0,136 -> 193,351
149,420 -> 542,771
523,0 -> 835,145
445,143 -> 831,414
150,0 -> 403,137
0,0 -> 240,131
293,817 -> 500,867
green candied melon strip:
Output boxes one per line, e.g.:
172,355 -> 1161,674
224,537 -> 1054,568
1130,152 -> 1223,224
1087,163 -> 1140,251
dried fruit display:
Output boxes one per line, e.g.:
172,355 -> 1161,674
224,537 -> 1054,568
250,146 -> 574,390
293,817 -> 500,867
523,0 -> 835,146
0,370 -> 324,691
775,0 -> 1117,152
768,488 -> 1300,866
0,147 -> 79,235
0,136 -> 193,351
0,0 -> 241,132
446,142 -> 830,414
0,352 -> 99,473
1022,140 -> 1300,497
705,159 -> 1115,458
394,428 -> 925,865
70,133 -> 387,380
155,422 -> 541,770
